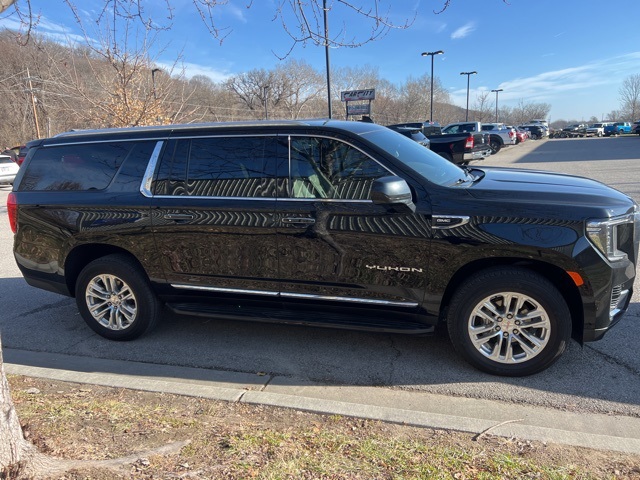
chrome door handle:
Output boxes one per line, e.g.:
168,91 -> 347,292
281,217 -> 316,225
163,213 -> 194,220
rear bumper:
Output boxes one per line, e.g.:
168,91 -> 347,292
464,148 -> 492,161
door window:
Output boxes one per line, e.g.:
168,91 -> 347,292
289,137 -> 390,200
154,136 -> 278,198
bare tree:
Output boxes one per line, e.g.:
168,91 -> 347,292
619,74 -> 640,122
505,99 -> 551,126
272,0 -> 413,58
275,59 -> 325,118
397,73 -> 450,123
471,90 -> 494,123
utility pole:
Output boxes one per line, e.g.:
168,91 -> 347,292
26,67 -> 41,139
323,0 -> 332,119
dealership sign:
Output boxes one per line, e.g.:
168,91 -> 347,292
346,103 -> 371,115
340,89 -> 376,102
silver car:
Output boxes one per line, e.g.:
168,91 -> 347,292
0,154 -> 19,185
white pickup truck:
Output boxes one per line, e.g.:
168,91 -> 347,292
480,123 -> 517,154
585,122 -> 611,137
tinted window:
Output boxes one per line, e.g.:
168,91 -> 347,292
360,127 -> 465,187
20,142 -> 138,191
443,123 -> 477,134
155,136 -> 278,198
289,137 -> 390,200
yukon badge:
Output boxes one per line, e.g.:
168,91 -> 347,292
366,265 -> 423,273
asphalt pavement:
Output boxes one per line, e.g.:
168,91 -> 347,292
2,135 -> 640,455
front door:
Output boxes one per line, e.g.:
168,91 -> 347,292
275,134 -> 431,307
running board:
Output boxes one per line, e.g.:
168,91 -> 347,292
165,302 -> 434,334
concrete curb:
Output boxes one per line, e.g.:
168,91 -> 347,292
5,348 -> 640,455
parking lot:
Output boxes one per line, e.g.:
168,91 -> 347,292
1,135 -> 639,420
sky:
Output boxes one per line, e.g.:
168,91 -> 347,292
1,0 -> 639,122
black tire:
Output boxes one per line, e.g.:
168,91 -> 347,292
489,138 -> 502,154
447,267 -> 571,376
75,254 -> 161,340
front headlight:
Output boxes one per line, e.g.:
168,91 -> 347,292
586,213 -> 635,262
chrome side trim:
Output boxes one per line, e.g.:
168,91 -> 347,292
45,136 -> 170,147
171,284 -> 279,297
170,284 -> 419,307
140,141 -> 165,198
280,292 -> 418,307
153,195 -> 278,201
151,195 -> 370,203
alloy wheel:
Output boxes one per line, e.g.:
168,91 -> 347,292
467,291 -> 551,364
85,274 -> 137,330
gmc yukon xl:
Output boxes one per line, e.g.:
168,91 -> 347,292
8,120 -> 639,376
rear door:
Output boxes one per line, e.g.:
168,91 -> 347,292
150,134 -> 281,295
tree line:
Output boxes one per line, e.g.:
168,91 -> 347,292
0,27 -> 555,148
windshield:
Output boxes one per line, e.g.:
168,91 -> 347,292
360,127 -> 466,187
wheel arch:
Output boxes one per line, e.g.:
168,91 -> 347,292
64,244 -> 146,298
490,134 -> 504,145
438,257 -> 584,341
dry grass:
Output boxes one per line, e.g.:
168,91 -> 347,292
8,375 -> 640,479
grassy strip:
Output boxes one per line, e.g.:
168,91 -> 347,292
8,375 -> 640,479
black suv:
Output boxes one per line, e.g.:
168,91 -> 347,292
8,120 -> 639,376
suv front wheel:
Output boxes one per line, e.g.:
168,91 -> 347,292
75,254 -> 161,340
447,267 -> 571,376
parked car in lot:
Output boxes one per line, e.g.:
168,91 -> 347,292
585,122 -> 611,137
0,154 -> 20,185
385,125 -> 431,148
519,124 -> 546,139
506,126 -> 527,144
8,145 -> 28,165
480,123 -> 517,154
632,120 -> 640,135
8,120 -> 639,376
560,124 -> 587,137
388,121 -> 492,165
604,122 -> 632,136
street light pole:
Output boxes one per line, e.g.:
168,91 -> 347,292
491,88 -> 503,123
460,71 -> 477,121
421,50 -> 444,122
151,68 -> 160,100
263,85 -> 269,120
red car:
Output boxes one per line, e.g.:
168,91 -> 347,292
10,145 -> 27,165
508,126 -> 528,144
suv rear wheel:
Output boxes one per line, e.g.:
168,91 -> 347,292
75,254 -> 161,340
447,267 -> 571,376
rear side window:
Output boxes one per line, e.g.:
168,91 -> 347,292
19,142 -> 138,191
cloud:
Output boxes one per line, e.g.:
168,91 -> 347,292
449,52 -> 640,108
451,22 -> 475,40
0,15 -> 90,45
224,4 -> 248,23
156,61 -> 232,84
497,53 -> 640,102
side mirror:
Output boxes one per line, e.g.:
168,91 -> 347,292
371,176 -> 416,212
